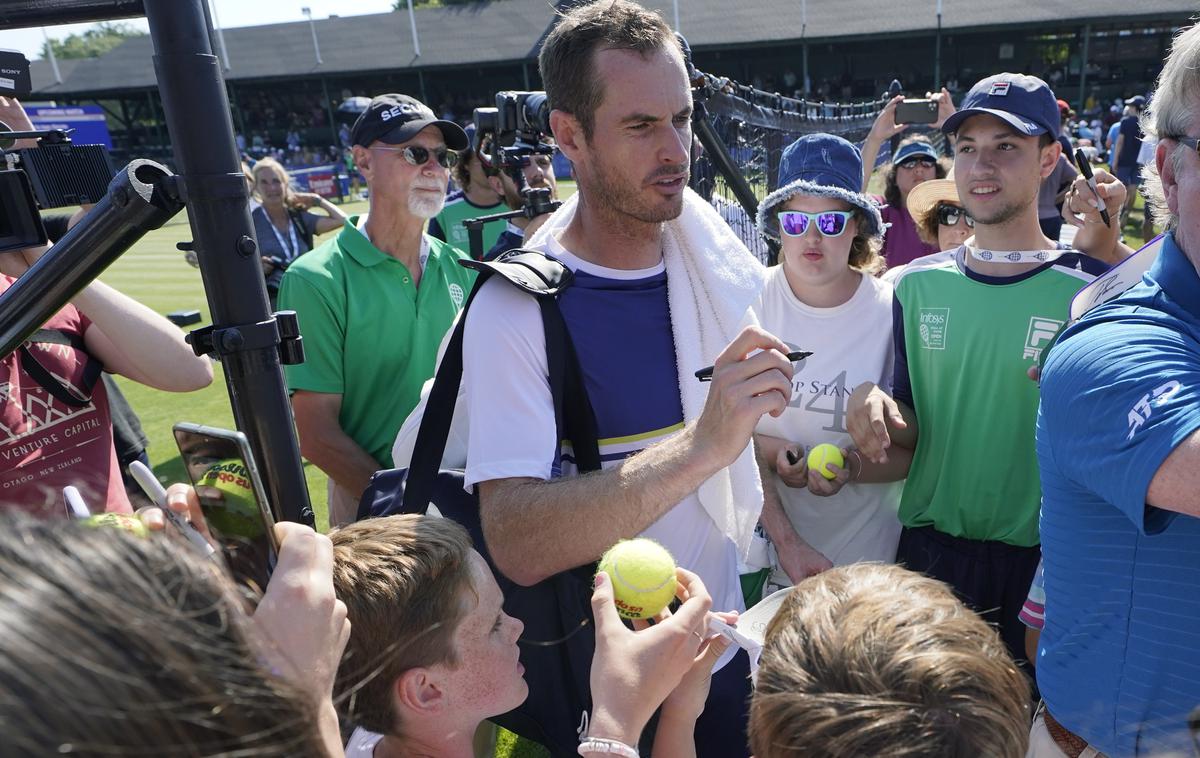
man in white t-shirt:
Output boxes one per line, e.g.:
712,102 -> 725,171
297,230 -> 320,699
460,3 -> 792,756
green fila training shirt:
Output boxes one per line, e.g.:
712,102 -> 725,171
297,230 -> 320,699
891,247 -> 1105,546
278,215 -> 476,469
428,190 -> 507,259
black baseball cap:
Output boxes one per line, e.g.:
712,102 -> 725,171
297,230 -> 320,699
941,73 -> 1060,137
350,93 -> 468,151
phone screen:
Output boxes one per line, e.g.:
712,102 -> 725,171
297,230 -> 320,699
173,423 -> 278,592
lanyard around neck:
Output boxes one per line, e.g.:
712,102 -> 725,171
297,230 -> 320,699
966,242 -> 1064,265
267,210 -> 299,260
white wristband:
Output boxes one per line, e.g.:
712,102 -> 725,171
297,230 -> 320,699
578,737 -> 639,757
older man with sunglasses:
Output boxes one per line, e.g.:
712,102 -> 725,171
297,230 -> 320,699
278,94 -> 477,526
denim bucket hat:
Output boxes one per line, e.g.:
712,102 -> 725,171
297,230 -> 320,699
757,133 -> 884,242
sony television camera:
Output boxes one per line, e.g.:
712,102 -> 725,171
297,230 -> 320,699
472,91 -> 558,220
461,91 -> 561,260
0,51 -> 116,253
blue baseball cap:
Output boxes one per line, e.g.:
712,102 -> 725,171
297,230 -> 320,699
894,140 -> 939,165
941,73 -> 1060,137
757,133 -> 883,241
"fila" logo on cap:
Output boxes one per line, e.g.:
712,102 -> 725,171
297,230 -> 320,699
988,82 -> 1011,96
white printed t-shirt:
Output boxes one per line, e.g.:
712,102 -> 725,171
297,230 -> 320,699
461,235 -> 744,623
750,266 -> 903,569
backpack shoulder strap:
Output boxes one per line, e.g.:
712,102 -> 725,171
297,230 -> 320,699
19,328 -> 103,409
401,249 -> 601,513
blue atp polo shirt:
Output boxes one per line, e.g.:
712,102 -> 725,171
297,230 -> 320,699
1036,232 -> 1200,756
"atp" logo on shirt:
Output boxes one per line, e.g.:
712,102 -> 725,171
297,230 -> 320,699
1127,380 -> 1183,440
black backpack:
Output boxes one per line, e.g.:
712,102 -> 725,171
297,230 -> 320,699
356,249 -> 601,755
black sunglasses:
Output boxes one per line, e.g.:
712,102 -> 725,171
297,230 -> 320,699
371,144 -> 459,169
936,203 -> 975,228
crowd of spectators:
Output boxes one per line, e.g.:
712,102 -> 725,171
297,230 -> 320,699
5,4 -> 1200,757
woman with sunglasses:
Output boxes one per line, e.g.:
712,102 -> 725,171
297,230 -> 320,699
905,171 -> 976,254
250,158 -> 348,305
860,93 -> 957,268
749,134 -> 910,589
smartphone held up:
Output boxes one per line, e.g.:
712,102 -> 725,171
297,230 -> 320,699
894,98 -> 939,125
173,422 -> 279,592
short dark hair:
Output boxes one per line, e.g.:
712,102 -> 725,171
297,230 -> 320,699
452,148 -> 475,191
538,0 -> 680,139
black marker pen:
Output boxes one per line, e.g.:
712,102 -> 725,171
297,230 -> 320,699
695,350 -> 812,382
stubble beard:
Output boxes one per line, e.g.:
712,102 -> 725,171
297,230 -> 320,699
588,155 -> 686,225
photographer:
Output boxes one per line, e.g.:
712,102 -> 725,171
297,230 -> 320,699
480,146 -> 559,260
428,125 -> 508,258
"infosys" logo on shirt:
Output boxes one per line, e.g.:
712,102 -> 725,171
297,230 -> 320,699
917,308 -> 950,350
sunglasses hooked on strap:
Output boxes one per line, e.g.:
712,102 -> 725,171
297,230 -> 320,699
778,210 -> 854,238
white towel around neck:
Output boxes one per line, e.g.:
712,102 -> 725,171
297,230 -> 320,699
526,187 -> 768,558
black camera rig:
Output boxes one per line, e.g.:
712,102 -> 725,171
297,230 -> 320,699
463,91 -> 561,259
0,51 -> 116,253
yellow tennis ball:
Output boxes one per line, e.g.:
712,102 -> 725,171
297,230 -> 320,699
807,443 -> 845,480
598,538 -> 678,621
81,513 -> 149,538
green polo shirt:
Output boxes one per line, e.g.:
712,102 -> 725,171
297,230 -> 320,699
278,215 -> 476,469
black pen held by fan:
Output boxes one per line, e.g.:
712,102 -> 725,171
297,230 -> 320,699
1072,148 -> 1112,228
695,350 -> 813,382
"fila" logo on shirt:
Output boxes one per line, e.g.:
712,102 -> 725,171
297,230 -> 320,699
1023,316 -> 1064,361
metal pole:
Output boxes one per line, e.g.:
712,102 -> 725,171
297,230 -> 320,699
144,0 -> 315,527
672,0 -> 680,32
934,0 -> 942,89
302,7 -> 323,66
801,0 -> 808,97
321,76 -> 338,150
41,27 -> 63,84
1078,23 -> 1091,110
407,0 -> 421,57
209,0 -> 231,71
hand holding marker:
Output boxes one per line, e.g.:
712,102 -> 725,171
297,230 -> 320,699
1073,148 -> 1112,228
694,350 -> 813,382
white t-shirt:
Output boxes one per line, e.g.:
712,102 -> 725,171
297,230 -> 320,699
344,727 -> 383,758
750,266 -> 903,571
462,235 -> 744,623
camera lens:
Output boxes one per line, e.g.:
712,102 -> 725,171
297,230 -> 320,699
523,93 -> 551,135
